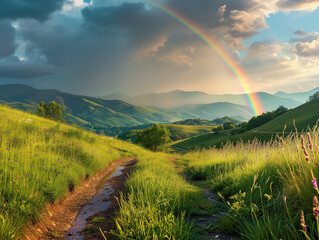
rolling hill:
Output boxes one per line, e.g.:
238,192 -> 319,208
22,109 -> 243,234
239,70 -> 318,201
172,116 -> 241,126
102,89 -> 302,111
274,87 -> 319,103
172,102 -> 253,120
118,124 -> 214,142
0,84 -> 182,129
174,98 -> 319,150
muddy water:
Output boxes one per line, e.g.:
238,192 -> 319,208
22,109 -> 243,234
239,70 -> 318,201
65,165 -> 126,239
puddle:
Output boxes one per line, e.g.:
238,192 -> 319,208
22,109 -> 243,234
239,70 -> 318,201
65,165 -> 126,239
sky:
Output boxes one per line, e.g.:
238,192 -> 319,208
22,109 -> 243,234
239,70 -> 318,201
1,0 -> 319,96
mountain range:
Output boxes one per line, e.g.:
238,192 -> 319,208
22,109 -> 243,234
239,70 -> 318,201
0,84 -> 182,129
0,84 -> 318,131
102,89 -> 305,111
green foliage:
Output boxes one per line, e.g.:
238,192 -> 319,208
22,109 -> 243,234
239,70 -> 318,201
240,105 -> 288,133
180,128 -> 319,239
135,124 -> 171,151
0,104 -> 140,239
172,117 -> 241,126
223,122 -> 236,130
119,124 -> 213,143
309,91 -> 319,101
36,101 -> 65,122
214,125 -> 224,134
114,153 -> 208,239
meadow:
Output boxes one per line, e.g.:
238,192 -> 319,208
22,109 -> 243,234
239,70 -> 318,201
2,102 -> 319,240
0,105 -> 140,239
178,127 -> 319,239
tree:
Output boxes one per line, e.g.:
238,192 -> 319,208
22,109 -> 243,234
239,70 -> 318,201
36,101 -> 65,122
309,92 -> 319,101
223,122 -> 236,130
135,124 -> 171,151
214,125 -> 224,134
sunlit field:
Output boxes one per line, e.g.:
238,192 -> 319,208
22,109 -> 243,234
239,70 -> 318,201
0,105 -> 139,239
179,126 -> 319,239
114,152 -> 209,239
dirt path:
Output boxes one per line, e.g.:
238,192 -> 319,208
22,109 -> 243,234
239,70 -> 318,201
21,156 -> 137,240
171,158 -> 237,240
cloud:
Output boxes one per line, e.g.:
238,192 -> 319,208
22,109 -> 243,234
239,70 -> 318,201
277,0 -> 319,11
290,30 -> 319,43
294,37 -> 319,57
0,0 -> 67,20
294,29 -> 307,35
0,58 -> 58,78
0,20 -> 17,58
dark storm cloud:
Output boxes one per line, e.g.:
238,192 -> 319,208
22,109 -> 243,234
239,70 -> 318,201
81,2 -> 171,48
0,0 -> 67,20
0,59 -> 58,78
0,20 -> 17,58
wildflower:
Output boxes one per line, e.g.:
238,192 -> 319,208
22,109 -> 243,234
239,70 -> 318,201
301,210 -> 307,232
34,154 -> 39,157
313,196 -> 319,218
312,178 -> 318,190
307,133 -> 314,157
6,148 -> 10,150
283,193 -> 287,202
26,174 -> 29,176
44,169 -> 47,171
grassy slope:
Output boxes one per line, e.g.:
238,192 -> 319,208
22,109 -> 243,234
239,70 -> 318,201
0,84 -> 181,129
114,153 -> 209,239
0,105 -> 142,239
118,124 -> 214,143
178,129 -> 319,239
0,105 -> 207,240
174,99 -> 319,150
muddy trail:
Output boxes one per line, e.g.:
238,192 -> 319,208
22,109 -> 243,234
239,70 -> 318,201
22,156 -> 137,240
171,158 -> 237,240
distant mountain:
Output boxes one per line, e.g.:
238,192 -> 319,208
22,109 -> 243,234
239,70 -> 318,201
172,102 -> 253,121
274,87 -> 319,103
102,90 -> 301,112
0,84 -> 182,129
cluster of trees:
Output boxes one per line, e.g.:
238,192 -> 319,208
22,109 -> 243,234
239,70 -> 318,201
36,101 -> 65,122
214,122 -> 236,134
309,91 -> 319,101
135,124 -> 171,152
233,106 -> 288,134
172,118 -> 211,126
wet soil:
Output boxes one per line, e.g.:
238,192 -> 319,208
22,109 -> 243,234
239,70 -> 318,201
171,158 -> 237,240
21,156 -> 136,240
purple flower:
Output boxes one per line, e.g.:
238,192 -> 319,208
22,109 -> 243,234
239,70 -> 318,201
6,148 -> 10,150
44,169 -> 47,171
312,178 -> 318,190
26,174 -> 29,176
34,154 -> 39,157
283,194 -> 287,202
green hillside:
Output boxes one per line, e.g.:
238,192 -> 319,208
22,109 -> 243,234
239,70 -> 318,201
172,116 -> 241,126
174,99 -> 319,150
0,104 -> 207,239
0,104 -> 143,238
119,124 -> 214,142
0,84 -> 182,130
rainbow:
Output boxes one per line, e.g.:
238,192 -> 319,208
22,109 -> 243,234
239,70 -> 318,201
148,0 -> 264,115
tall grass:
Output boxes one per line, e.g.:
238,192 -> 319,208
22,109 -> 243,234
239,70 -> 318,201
0,105 -> 140,239
180,126 -> 319,239
114,152 -> 209,239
